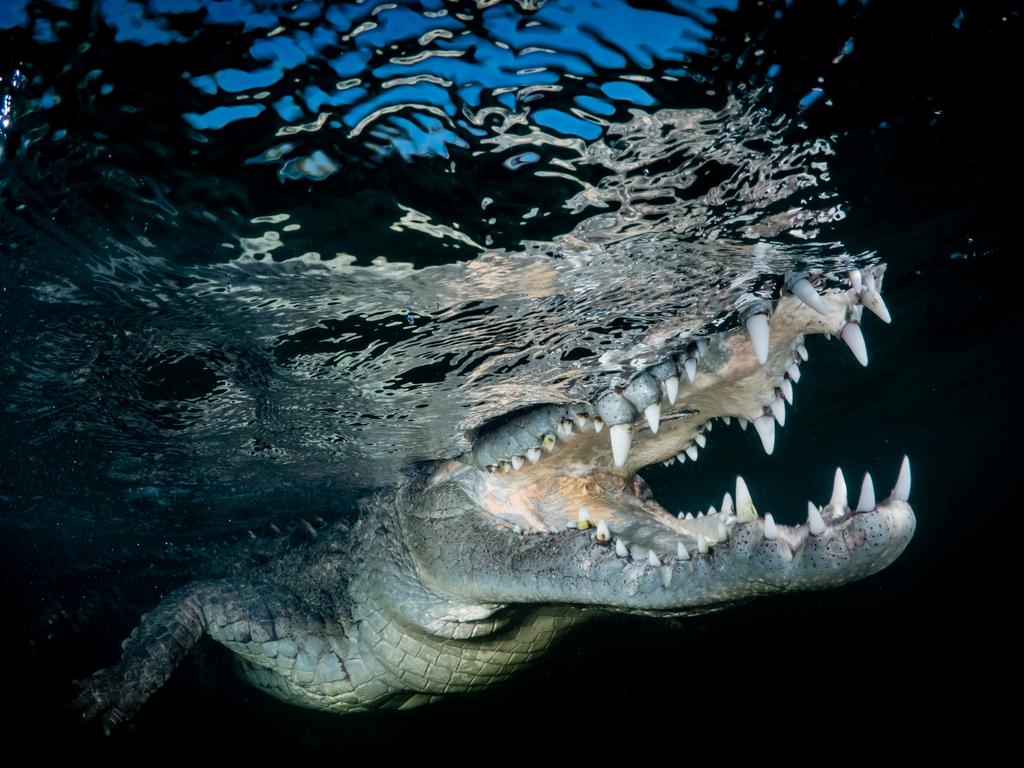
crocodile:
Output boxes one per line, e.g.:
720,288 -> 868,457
74,265 -> 914,733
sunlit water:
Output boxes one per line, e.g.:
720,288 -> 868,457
1,0 -> 1018,753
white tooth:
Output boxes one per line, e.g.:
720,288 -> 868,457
696,534 -> 708,554
677,541 -> 690,561
849,269 -> 862,293
893,456 -> 911,501
596,520 -> 611,542
787,363 -> 802,383
663,458 -> 676,467
722,416 -> 731,425
830,467 -> 847,508
707,505 -> 717,516
861,288 -> 892,324
735,476 -> 756,522
648,550 -> 662,567
738,417 -> 748,431
780,379 -> 794,405
511,455 -> 525,470
704,420 -> 713,432
578,508 -> 591,524
675,453 -> 686,464
763,513 -> 778,540
685,512 -> 694,520
557,419 -> 573,437
716,520 -> 727,540
745,313 -> 770,365
721,492 -> 734,516
615,539 -> 629,558
791,277 -> 828,315
609,423 -> 632,467
683,356 -> 697,383
685,445 -> 699,461
664,375 -> 679,405
697,511 -> 704,519
841,322 -> 868,366
771,397 -> 786,427
677,511 -> 684,519
796,343 -> 809,361
695,434 -> 707,448
573,413 -> 591,430
644,403 -> 661,434
593,417 -> 605,433
696,339 -> 708,357
526,447 -> 541,464
856,473 -> 876,512
807,501 -> 826,536
753,415 -> 775,455
660,565 -> 673,589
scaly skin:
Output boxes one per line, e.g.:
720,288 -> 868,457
74,267 -> 915,731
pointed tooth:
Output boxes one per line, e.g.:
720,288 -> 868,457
682,356 -> 697,383
609,423 -> 632,467
722,416 -> 731,425
510,455 -> 525,470
707,505 -> 717,516
849,269 -> 862,293
615,538 -> 629,558
796,343 -> 809,361
660,565 -> 673,589
715,520 -> 727,540
763,513 -> 778,540
892,456 -> 911,501
735,476 -> 756,522
593,417 -> 605,433
573,413 -> 591,430
791,277 -> 828,315
841,322 -> 868,366
861,288 -> 892,324
807,501 -> 826,536
787,363 -> 802,383
771,397 -> 786,427
595,520 -> 611,542
643,403 -> 661,434
856,473 -> 876,512
664,375 -> 679,405
830,468 -> 847,508
557,419 -> 573,437
721,492 -> 734,516
738,417 -> 748,431
684,445 -> 699,461
694,433 -> 707,448
685,512 -> 694,520
577,508 -> 592,529
753,415 -> 775,455
675,453 -> 686,464
541,434 -> 556,452
677,541 -> 690,561
696,339 -> 708,357
648,550 -> 662,567
526,447 -> 541,464
745,313 -> 770,365
696,534 -> 708,554
697,511 -> 704,519
704,420 -> 713,432
663,458 -> 676,467
779,379 -> 794,405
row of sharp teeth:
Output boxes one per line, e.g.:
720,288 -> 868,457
479,269 -> 889,474
560,457 -> 911,567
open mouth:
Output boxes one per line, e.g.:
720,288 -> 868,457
431,266 -> 914,598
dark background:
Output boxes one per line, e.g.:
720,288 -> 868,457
2,0 -> 1020,757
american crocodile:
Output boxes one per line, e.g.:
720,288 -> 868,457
74,266 -> 914,732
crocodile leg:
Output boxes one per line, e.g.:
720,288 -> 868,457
73,578 -> 343,733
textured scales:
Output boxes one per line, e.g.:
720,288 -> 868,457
73,267 -> 916,731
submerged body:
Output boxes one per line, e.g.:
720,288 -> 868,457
76,267 -> 914,729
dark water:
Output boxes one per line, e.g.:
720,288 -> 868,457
1,0 -> 1018,756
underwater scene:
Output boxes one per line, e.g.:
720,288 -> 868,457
1,0 -> 1018,756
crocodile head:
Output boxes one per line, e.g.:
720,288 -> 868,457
402,266 -> 914,616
